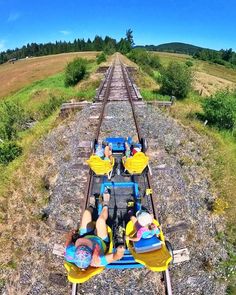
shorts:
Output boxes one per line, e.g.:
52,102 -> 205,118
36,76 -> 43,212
79,228 -> 110,266
76,227 -> 110,250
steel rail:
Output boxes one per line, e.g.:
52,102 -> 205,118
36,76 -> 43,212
120,63 -> 158,219
81,63 -> 115,213
72,63 -> 115,295
120,61 -> 173,295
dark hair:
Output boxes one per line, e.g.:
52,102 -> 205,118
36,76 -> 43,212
148,223 -> 155,230
72,232 -> 81,243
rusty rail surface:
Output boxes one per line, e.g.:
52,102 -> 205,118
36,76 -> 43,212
82,62 -> 115,212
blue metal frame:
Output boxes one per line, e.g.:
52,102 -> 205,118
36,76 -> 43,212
94,136 -> 142,156
106,250 -> 144,269
94,140 -> 146,270
98,180 -> 144,269
105,137 -> 132,152
100,181 -> 141,213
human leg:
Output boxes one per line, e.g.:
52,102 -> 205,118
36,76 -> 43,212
130,216 -> 139,231
96,206 -> 109,240
79,208 -> 94,234
96,193 -> 110,240
104,145 -> 112,158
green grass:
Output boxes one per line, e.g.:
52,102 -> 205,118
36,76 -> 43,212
152,51 -> 192,67
0,59 -> 100,196
132,52 -> 236,290
141,88 -> 170,101
170,93 -> 236,290
0,112 -> 59,197
152,51 -> 236,83
7,62 -> 99,118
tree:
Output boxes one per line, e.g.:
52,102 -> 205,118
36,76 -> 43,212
160,61 -> 193,98
93,35 -> 104,51
104,36 -> 117,54
220,48 -> 233,62
86,38 -> 93,51
104,40 -> 116,55
0,32 -> 136,64
230,53 -> 236,65
118,38 -> 131,54
126,29 -> 134,47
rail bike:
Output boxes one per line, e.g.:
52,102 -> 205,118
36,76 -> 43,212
64,136 -> 173,285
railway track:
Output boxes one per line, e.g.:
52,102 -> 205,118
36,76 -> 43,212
72,55 -> 172,295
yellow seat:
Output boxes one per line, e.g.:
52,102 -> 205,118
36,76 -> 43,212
125,219 -> 172,272
64,226 -> 113,284
122,152 -> 149,174
86,155 -> 115,178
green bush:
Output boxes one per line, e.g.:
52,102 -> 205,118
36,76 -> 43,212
186,60 -> 193,67
64,58 -> 87,87
160,61 -> 193,98
96,52 -> 107,64
39,95 -> 64,119
0,141 -> 22,164
149,54 -> 161,70
153,71 -> 162,83
202,90 -> 236,130
0,101 -> 29,141
128,49 -> 149,65
127,49 -> 161,70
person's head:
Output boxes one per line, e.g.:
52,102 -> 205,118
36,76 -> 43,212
133,135 -> 139,143
136,211 -> 153,227
102,140 -> 108,147
65,245 -> 92,269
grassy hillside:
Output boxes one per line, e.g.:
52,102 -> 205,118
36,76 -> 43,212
125,51 -> 236,292
153,52 -> 236,96
0,51 -> 98,99
155,51 -> 236,82
0,52 -> 106,194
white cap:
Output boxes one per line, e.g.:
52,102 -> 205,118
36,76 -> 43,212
136,211 -> 153,227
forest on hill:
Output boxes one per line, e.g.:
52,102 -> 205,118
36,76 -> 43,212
137,42 -> 236,68
136,42 -> 203,55
0,30 -> 134,64
1,33 -> 236,69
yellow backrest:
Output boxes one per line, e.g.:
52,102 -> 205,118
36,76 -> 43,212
123,152 -> 149,174
64,226 -> 113,284
86,155 -> 114,175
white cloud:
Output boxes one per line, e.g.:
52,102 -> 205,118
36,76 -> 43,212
59,30 -> 71,35
0,40 -> 6,52
7,12 -> 20,22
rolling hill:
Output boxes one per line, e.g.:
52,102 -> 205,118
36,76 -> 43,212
136,42 -> 207,55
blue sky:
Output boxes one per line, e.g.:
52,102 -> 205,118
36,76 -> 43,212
0,0 -> 236,52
